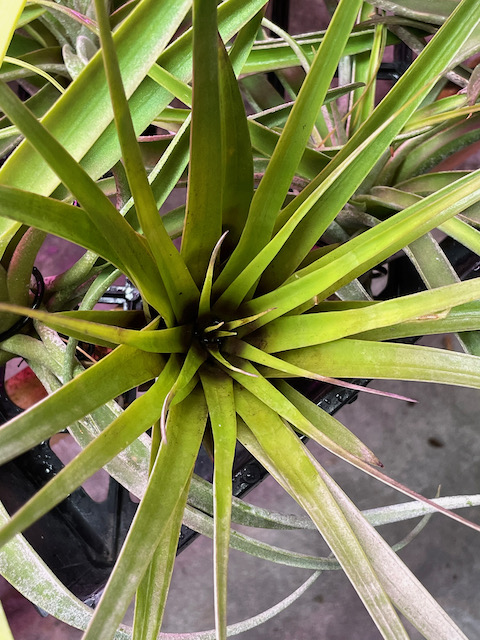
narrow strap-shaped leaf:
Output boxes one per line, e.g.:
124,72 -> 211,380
200,368 -> 237,640
0,342 -> 164,465
156,570 -> 321,640
241,168 -> 480,327
0,302 -> 191,353
82,387 -> 207,640
214,103 -> 416,311
262,0 -> 480,289
184,503 -> 336,570
189,474 -> 480,530
229,359 -> 381,466
235,393 -> 409,639
217,38 -> 254,254
248,118 -> 329,180
226,338 -> 413,404
354,301 -> 480,341
0,80 -> 173,322
250,278 -> 480,352
0,501 -> 96,635
0,0 -> 272,267
186,499 -> 344,569
276,380 -> 380,467
349,4 -> 386,135
199,232 -> 228,316
214,0 -> 363,291
266,338 -> 480,389
133,485 -> 189,640
0,0 -> 193,199
2,55 -> 65,93
161,345 -> 206,440
181,0 -> 223,286
122,115 -> 192,231
0,185 -> 131,273
60,309 -> 145,328
363,0 -> 453,23
241,27 -> 397,75
441,216 -> 480,256
232,359 -> 480,532
238,413 -> 468,640
94,0 -> 199,323
228,7 -> 265,75
314,460 -> 469,639
147,63 -> 193,106
0,0 -> 27,63
0,600 -> 13,640
0,359 -> 179,549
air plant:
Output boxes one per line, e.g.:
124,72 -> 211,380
1,1 -> 480,639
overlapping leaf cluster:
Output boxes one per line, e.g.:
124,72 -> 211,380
1,1 -> 480,639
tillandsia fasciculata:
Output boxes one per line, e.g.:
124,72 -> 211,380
1,1 -> 480,638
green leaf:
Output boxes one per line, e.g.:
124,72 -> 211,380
235,393 -> 409,639
226,337 -> 412,404
276,380 -> 380,466
94,0 -> 199,323
0,302 -> 191,352
0,600 -> 13,640
441,216 -> 480,257
218,38 -> 254,253
248,119 -> 330,180
395,171 -> 469,195
250,278 -> 480,352
241,28 -> 399,75
181,0 -> 223,286
228,7 -> 265,75
392,114 -> 480,184
133,485 -> 189,640
0,342 -> 164,465
262,0 -> 480,288
16,4 -> 45,28
122,116 -> 191,232
364,0 -> 456,25
185,503 -> 338,570
200,368 -> 237,640
352,302 -> 480,341
0,185 -> 131,271
0,0 -> 193,193
215,104 -> 420,311
0,0 -> 195,270
0,502 -> 98,635
264,338 -> 480,390
316,464 -> 469,639
198,232 -> 229,317
0,0 -> 269,249
2,55 -> 65,93
349,5 -> 387,135
0,359 -> 179,549
0,80 -> 173,322
242,168 -> 480,327
214,0 -> 364,291
82,387 -> 207,640
232,360 -> 480,532
156,569 -> 321,639
241,413 -> 469,639
229,358 -> 382,466
0,0 -> 27,63
147,63 -> 192,106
